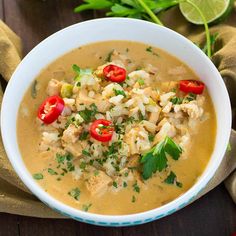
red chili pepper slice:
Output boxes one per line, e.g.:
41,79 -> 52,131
90,119 -> 114,142
103,64 -> 126,83
179,80 -> 205,94
38,95 -> 65,124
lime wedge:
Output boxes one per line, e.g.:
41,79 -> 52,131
179,0 -> 234,25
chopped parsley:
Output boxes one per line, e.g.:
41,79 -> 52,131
137,78 -> 144,86
56,153 -> 66,164
133,181 -> 140,193
79,131 -> 89,140
67,162 -> 75,172
140,136 -> 183,180
114,123 -> 125,135
68,188 -> 81,200
79,162 -> 86,170
131,195 -> 136,203
148,133 -> 155,142
138,111 -> 146,121
104,141 -> 121,158
72,64 -> 81,74
170,97 -> 183,105
78,103 -> 98,123
146,46 -> 159,57
146,46 -> 152,52
31,80 -> 38,99
82,203 -> 92,212
65,116 -> 76,129
33,173 -> 43,180
112,181 -> 118,188
105,50 -> 114,62
82,149 -> 91,157
185,93 -> 197,102
55,153 -> 74,174
48,168 -> 58,175
126,116 -> 136,124
123,182 -> 128,188
124,172 -> 129,177
113,88 -> 126,97
164,171 -> 183,188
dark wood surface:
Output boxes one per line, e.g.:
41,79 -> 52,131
0,0 -> 236,235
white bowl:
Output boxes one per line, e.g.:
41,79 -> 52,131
1,18 -> 231,226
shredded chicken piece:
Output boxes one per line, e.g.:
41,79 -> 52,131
61,124 -> 82,144
47,79 -> 61,96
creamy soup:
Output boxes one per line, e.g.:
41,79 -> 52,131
17,41 -> 216,215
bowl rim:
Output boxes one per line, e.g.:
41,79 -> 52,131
1,17 -> 232,226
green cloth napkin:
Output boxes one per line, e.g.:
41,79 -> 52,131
0,5 -> 236,218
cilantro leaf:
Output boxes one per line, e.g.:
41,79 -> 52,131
68,188 -> 81,200
72,64 -> 93,82
82,203 -> 92,212
48,168 -> 58,175
105,49 -> 114,62
78,103 -> 98,123
141,136 -> 182,180
170,96 -> 183,105
72,64 -> 81,74
164,137 -> 182,161
33,173 -> 43,180
79,131 -> 89,140
113,88 -> 126,97
164,171 -> 183,188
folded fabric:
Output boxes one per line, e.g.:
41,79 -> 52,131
0,6 -> 236,218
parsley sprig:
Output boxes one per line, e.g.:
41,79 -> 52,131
140,136 -> 182,180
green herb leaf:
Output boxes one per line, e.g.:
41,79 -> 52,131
68,188 -> 81,200
137,78 -> 144,86
67,162 -> 75,172
33,173 -> 43,180
82,149 -> 91,157
74,0 -> 113,13
82,203 -> 92,212
78,103 -> 98,123
133,181 -> 140,193
164,171 -> 183,188
164,137 -> 183,160
72,64 -> 81,74
141,136 -> 182,180
185,93 -> 197,102
148,133 -> 155,142
31,80 -> 38,99
112,181 -> 118,188
79,162 -> 87,170
105,49 -> 114,62
113,88 -> 126,97
79,131 -> 89,140
131,195 -> 136,203
56,153 -> 66,164
170,96 -> 183,105
72,64 -> 93,82
48,168 -> 58,175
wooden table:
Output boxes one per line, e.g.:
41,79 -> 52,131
0,1 -> 236,235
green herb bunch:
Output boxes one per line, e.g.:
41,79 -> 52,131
74,0 -> 215,57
